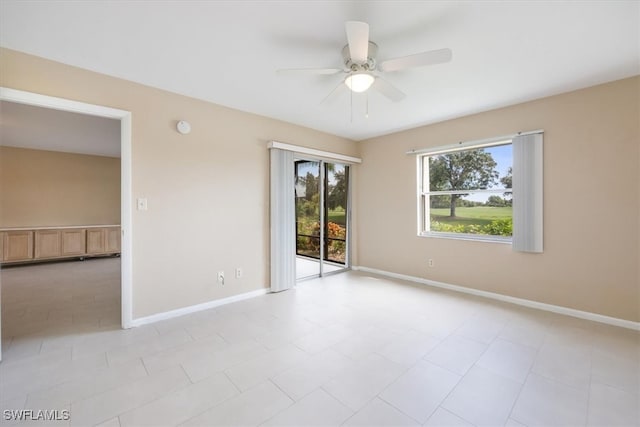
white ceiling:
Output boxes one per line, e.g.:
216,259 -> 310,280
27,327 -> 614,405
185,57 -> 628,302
1,1 -> 638,141
0,101 -> 121,157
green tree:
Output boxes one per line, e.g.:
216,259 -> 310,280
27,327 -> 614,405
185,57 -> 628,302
303,171 -> 318,202
487,195 -> 506,207
327,168 -> 347,210
500,166 -> 513,204
500,167 -> 512,189
429,149 -> 499,217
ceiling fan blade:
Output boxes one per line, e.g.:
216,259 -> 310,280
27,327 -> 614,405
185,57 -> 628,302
277,68 -> 344,75
372,77 -> 406,102
345,21 -> 369,64
320,80 -> 347,106
379,48 -> 452,72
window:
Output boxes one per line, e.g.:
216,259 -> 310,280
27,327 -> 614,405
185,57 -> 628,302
418,141 -> 513,242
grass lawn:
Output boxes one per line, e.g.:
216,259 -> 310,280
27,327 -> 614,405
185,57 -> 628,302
327,210 -> 346,225
431,206 -> 511,227
297,210 -> 345,225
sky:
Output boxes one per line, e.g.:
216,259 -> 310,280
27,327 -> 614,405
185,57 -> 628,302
294,161 -> 346,198
469,143 -> 511,202
486,143 -> 512,188
432,143 -> 512,203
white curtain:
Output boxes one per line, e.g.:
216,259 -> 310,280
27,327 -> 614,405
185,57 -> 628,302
512,133 -> 544,253
269,148 -> 296,292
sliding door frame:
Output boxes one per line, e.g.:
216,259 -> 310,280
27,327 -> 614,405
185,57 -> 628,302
294,154 -> 352,279
268,140 -> 360,283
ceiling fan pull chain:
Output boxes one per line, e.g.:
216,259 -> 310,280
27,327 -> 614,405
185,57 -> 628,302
350,85 -> 353,123
366,91 -> 369,119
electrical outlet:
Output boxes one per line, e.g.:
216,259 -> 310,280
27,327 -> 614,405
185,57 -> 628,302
235,268 -> 243,279
217,271 -> 225,285
428,259 -> 434,268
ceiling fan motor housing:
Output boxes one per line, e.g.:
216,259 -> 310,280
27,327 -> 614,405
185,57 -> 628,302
342,42 -> 378,71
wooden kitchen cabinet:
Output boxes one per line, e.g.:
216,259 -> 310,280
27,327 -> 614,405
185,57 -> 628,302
61,228 -> 86,256
35,229 -> 62,259
0,226 -> 119,264
86,228 -> 106,254
87,226 -> 120,255
106,227 -> 121,252
3,230 -> 34,262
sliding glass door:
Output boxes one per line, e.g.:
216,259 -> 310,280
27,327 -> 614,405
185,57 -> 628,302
295,159 -> 350,280
295,160 -> 321,278
324,163 -> 348,265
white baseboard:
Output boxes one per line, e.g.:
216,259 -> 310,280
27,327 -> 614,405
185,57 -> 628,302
352,266 -> 640,331
131,288 -> 270,327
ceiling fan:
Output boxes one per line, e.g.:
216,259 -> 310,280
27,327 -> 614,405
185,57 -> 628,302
277,21 -> 452,103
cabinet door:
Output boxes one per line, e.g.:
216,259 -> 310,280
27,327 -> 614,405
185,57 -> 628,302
0,232 -> 5,261
61,229 -> 86,256
34,230 -> 61,259
86,228 -> 106,254
105,227 -> 121,253
4,231 -> 34,261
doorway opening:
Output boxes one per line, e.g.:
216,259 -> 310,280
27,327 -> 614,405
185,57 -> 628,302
295,159 -> 350,280
0,87 -> 132,362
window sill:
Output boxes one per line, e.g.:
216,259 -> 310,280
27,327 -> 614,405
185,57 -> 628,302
419,232 -> 512,244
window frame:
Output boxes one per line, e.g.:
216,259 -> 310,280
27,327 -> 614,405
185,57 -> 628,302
417,139 -> 513,243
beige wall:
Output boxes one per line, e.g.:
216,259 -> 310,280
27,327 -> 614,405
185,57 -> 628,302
0,146 -> 120,227
356,77 -> 640,322
2,47 -> 637,324
0,48 -> 358,318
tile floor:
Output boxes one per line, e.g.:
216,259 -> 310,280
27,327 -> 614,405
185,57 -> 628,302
1,258 -> 639,426
296,257 -> 344,280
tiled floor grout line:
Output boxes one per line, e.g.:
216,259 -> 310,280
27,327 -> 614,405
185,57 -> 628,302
424,365 -> 468,425
176,390 -> 234,427
140,356 -> 151,377
223,371 -> 243,394
375,392 -> 425,426
503,323 -> 546,426
584,344 -> 595,426
3,261 -> 638,426
503,375 -> 530,426
424,318 -> 506,425
182,326 -> 198,342
267,377 -> 297,405
112,368 -> 196,426
367,351 -> 421,423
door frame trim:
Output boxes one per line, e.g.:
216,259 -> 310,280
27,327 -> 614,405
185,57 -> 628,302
0,87 -> 134,333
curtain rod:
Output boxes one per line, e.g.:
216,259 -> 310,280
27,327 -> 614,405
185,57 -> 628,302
406,129 -> 544,156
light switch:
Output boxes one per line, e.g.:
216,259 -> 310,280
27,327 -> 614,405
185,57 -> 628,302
137,198 -> 148,211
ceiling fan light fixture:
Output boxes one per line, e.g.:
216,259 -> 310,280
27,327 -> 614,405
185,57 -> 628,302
345,72 -> 375,93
